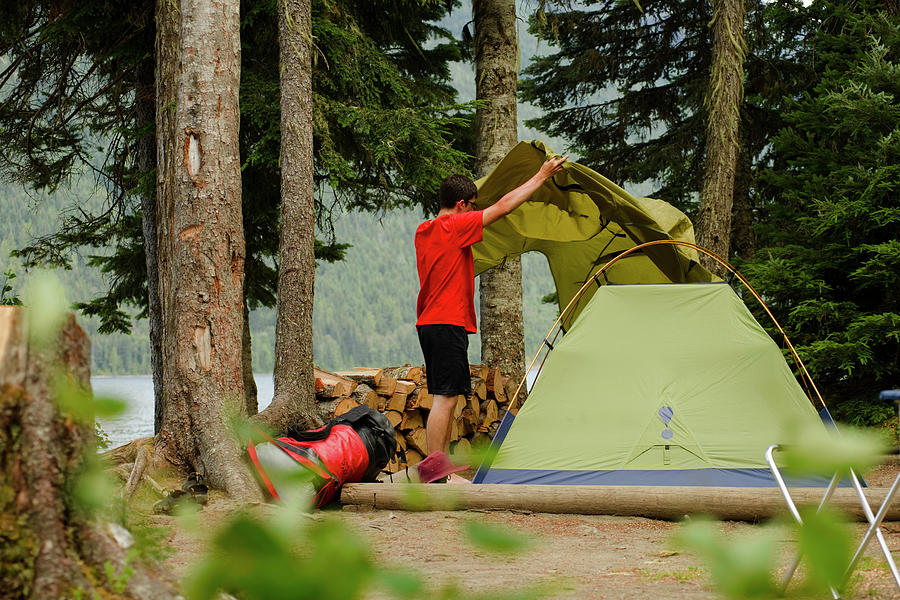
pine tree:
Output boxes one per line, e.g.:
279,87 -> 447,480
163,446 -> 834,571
742,1 -> 900,417
520,0 -> 814,239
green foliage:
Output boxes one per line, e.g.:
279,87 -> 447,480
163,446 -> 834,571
0,268 -> 22,305
103,558 -> 134,595
463,519 -> 533,554
185,507 -> 544,600
794,507 -> 854,594
742,3 -> 900,410
187,515 -> 374,600
778,421 -> 887,476
673,518 -> 780,598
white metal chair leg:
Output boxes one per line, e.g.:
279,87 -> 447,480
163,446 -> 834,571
844,468 -> 900,587
766,444 -> 900,596
765,444 -> 841,599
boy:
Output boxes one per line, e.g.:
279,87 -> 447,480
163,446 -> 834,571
415,155 -> 567,467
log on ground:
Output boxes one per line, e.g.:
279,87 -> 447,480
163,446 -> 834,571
340,483 -> 900,522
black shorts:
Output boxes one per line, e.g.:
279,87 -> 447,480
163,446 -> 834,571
417,324 -> 472,397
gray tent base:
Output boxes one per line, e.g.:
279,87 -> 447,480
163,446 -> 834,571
472,407 -> 861,488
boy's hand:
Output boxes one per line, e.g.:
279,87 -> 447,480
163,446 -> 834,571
538,155 -> 568,179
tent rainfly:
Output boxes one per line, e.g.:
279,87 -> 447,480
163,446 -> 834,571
471,140 -> 715,329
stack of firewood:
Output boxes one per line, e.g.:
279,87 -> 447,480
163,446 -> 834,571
314,364 -> 521,473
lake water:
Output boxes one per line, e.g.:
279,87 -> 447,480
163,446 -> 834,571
93,374 -> 275,449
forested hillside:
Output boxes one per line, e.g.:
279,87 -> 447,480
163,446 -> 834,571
0,181 -> 153,374
1,181 -> 559,374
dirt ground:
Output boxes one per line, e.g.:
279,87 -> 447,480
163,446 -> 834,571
151,462 -> 900,600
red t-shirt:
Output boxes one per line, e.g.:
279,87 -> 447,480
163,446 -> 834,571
415,211 -> 484,333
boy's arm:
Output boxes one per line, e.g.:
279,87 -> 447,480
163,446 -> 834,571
481,155 -> 568,228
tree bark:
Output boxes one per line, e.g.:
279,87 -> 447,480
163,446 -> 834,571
473,0 -> 525,392
154,0 -> 261,501
134,49 -> 165,436
242,299 -> 258,415
0,308 -> 179,599
731,143 -> 754,260
341,482 -> 900,523
256,0 -> 320,433
697,0 -> 746,274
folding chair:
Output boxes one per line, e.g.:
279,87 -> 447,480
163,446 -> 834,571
765,389 -> 900,598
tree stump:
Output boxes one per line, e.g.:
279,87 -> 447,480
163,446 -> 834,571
0,307 -> 178,599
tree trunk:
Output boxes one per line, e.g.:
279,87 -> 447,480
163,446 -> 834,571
697,0 -> 746,274
473,0 -> 525,392
731,143 -> 754,260
153,0 -> 261,501
134,50 -> 165,436
242,299 -> 258,415
341,482 -> 900,522
0,308 -> 179,599
256,0 -> 320,434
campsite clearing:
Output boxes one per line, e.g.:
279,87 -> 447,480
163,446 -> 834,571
157,462 -> 900,599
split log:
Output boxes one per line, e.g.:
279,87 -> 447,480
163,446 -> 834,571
505,377 -> 524,406
466,394 -> 481,425
470,376 -> 487,401
385,454 -> 404,474
416,391 -> 434,411
316,397 -> 341,420
316,383 -> 336,399
469,364 -> 489,380
386,365 -> 423,385
314,368 -> 358,397
334,368 -> 383,388
394,431 -> 407,452
375,376 -> 397,396
405,427 -> 429,455
333,396 -> 359,417
0,307 -> 179,599
400,410 -> 424,431
458,410 -> 475,437
341,483 -> 900,523
486,368 -> 509,405
479,399 -> 499,432
453,395 -> 466,419
384,410 -> 403,428
450,436 -> 471,459
394,380 -> 417,395
350,383 -> 378,410
386,391 -> 408,413
405,449 -> 424,466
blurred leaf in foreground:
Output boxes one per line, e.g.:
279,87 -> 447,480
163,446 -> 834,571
673,517 -> 780,599
780,420 -> 887,476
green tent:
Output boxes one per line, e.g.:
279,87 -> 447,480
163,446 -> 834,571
472,140 -> 715,329
472,282 -> 828,486
469,142 -> 830,486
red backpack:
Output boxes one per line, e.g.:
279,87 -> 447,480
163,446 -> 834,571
248,406 -> 395,507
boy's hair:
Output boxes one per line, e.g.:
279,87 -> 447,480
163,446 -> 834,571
439,174 -> 477,209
